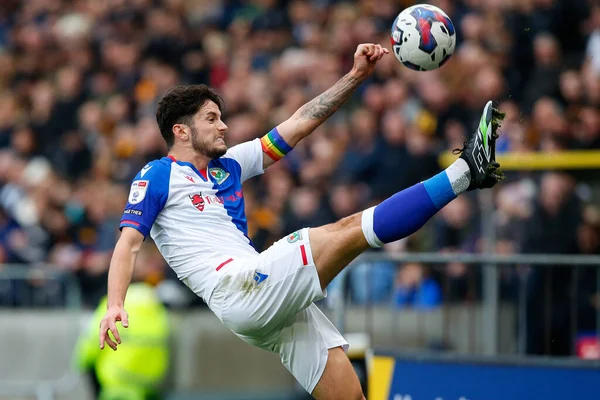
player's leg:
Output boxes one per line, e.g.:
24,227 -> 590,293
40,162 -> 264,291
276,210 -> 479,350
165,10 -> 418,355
311,347 -> 365,400
310,101 -> 505,289
271,303 -> 361,399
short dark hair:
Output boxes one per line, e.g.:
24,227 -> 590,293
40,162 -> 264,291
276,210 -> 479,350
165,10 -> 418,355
156,84 -> 224,148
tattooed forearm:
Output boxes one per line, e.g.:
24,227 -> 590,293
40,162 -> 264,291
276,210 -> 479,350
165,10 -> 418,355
298,73 -> 362,121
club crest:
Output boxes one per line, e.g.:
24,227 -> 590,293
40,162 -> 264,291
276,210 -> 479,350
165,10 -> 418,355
209,167 -> 230,184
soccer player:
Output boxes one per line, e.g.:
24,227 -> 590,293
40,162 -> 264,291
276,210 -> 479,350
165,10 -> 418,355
99,43 -> 504,399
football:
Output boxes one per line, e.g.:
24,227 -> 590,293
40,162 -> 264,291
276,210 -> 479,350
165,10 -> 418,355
390,4 -> 456,71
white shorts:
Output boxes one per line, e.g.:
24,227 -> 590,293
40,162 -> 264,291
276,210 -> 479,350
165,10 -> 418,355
206,228 -> 349,393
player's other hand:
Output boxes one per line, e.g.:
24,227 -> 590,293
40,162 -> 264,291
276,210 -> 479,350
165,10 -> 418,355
99,306 -> 129,350
351,43 -> 389,79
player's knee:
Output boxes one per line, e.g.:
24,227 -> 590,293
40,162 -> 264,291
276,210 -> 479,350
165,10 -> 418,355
332,213 -> 361,232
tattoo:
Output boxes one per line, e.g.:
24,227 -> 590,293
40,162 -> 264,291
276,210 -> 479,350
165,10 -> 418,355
299,74 -> 362,120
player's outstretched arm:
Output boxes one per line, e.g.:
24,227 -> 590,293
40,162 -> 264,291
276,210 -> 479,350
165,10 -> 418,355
99,227 -> 143,350
262,43 -> 389,169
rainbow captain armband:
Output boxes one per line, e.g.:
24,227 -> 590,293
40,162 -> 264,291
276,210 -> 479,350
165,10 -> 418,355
260,128 -> 293,161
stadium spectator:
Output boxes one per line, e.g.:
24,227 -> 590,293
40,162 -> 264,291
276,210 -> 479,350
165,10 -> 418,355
73,242 -> 171,400
521,172 -> 583,356
393,262 -> 442,310
433,195 -> 480,302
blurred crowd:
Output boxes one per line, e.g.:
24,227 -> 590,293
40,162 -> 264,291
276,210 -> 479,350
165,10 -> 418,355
0,0 -> 599,354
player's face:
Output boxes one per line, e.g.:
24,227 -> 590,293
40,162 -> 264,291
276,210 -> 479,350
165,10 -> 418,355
190,101 -> 228,159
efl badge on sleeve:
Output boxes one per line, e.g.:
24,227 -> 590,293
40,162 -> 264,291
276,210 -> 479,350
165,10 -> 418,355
287,230 -> 303,243
128,180 -> 149,204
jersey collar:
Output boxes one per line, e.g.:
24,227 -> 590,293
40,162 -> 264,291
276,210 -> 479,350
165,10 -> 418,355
166,155 -> 208,181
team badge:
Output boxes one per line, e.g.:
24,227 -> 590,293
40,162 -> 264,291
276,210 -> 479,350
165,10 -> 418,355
189,193 -> 205,212
209,167 -> 230,184
128,180 -> 148,204
287,230 -> 302,243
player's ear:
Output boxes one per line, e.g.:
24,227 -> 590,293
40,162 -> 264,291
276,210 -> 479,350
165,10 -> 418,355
173,124 -> 189,142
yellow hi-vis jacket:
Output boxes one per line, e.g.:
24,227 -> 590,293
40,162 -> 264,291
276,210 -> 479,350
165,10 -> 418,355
73,282 -> 170,399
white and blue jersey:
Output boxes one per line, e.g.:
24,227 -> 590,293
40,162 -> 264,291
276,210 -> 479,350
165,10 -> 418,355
120,139 -> 265,301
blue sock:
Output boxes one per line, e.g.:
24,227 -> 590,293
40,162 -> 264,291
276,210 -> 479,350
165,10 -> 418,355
361,159 -> 470,247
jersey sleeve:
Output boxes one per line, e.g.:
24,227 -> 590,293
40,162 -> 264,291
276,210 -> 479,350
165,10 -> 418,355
222,138 -> 265,182
119,161 -> 170,238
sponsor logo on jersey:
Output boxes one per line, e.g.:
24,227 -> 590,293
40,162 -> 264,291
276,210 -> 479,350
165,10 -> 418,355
189,192 -> 225,212
224,190 -> 243,203
209,167 -> 230,184
189,193 -> 205,212
128,180 -> 149,204
123,209 -> 143,216
287,230 -> 303,243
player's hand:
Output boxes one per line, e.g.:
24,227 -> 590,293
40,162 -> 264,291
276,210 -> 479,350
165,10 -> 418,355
99,306 -> 129,350
351,43 -> 389,79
